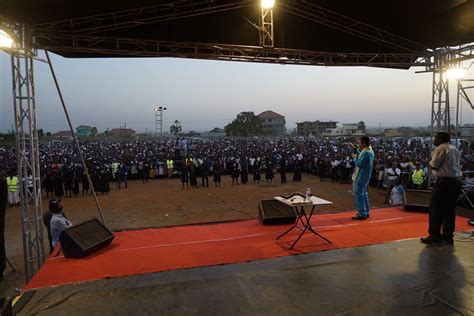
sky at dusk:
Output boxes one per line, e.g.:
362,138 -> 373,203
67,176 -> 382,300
1,52 -> 473,133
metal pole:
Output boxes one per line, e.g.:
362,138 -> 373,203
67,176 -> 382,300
160,109 -> 164,137
155,110 -> 158,137
45,51 -> 106,225
430,67 -> 435,138
429,55 -> 438,188
445,75 -> 450,133
455,80 -> 461,146
437,65 -> 443,131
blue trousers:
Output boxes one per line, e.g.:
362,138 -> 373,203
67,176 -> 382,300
354,179 -> 370,217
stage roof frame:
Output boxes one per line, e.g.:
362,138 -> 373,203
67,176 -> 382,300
0,0 -> 473,68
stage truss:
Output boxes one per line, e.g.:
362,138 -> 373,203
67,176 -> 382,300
427,45 -> 474,134
1,0 -> 473,282
9,23 -> 45,281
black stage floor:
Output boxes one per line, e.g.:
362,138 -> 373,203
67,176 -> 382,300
16,238 -> 474,315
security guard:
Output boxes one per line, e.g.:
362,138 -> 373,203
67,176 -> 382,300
112,161 -> 120,180
166,158 -> 174,177
6,172 -> 19,207
411,164 -> 424,189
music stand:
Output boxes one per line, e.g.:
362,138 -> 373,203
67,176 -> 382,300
275,194 -> 333,249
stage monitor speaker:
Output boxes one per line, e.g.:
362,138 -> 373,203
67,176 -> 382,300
59,218 -> 114,259
404,189 -> 431,212
259,199 -> 296,225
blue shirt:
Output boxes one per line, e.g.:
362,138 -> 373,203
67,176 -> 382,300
353,146 -> 375,182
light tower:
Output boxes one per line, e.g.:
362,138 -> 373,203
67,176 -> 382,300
154,106 -> 167,137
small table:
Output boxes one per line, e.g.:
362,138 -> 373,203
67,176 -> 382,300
275,195 -> 333,249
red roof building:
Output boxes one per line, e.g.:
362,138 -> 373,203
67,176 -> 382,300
257,110 -> 286,136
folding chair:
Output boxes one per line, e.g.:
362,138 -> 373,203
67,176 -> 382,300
458,182 -> 474,209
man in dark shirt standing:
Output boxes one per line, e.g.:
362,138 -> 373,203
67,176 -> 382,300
200,157 -> 210,188
0,169 -> 8,280
421,132 -> 462,244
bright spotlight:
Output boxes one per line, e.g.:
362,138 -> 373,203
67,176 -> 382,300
261,0 -> 275,9
446,68 -> 467,80
0,30 -> 14,48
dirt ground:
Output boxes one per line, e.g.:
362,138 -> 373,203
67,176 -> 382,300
0,173 -> 387,298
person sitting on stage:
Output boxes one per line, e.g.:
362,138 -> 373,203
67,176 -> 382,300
49,199 -> 72,249
389,180 -> 405,206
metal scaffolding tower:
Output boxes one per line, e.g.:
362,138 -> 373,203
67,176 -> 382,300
154,106 -> 166,137
428,45 -> 474,135
431,51 -> 451,134
260,6 -> 274,48
455,75 -> 474,139
10,24 -> 45,282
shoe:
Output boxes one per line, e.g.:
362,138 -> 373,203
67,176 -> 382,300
420,235 -> 442,244
442,235 -> 454,245
351,214 -> 367,220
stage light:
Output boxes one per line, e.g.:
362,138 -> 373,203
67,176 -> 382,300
446,68 -> 467,80
261,0 -> 275,9
154,107 -> 158,111
0,29 -> 14,48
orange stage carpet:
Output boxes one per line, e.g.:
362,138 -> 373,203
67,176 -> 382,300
25,208 -> 472,291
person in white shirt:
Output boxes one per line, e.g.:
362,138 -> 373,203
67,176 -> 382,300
421,132 -> 462,245
384,162 -> 401,203
390,182 -> 405,206
49,199 -> 72,248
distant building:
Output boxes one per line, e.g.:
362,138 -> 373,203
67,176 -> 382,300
384,127 -> 416,138
459,124 -> 474,140
107,128 -> 136,138
322,122 -> 366,137
203,127 -> 226,138
179,131 -> 202,138
76,125 -> 97,137
296,120 -> 338,137
52,131 -> 73,140
257,110 -> 286,136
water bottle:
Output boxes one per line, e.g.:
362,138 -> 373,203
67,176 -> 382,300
305,187 -> 311,201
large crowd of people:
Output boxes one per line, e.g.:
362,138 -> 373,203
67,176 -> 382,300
0,135 -> 473,276
0,137 -> 473,203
